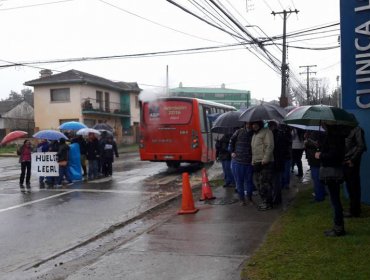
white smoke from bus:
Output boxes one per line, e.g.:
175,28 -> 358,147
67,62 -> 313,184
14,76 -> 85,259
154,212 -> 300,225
139,88 -> 167,102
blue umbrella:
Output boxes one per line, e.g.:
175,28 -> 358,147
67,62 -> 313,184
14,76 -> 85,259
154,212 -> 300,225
33,130 -> 69,141
59,121 -> 87,130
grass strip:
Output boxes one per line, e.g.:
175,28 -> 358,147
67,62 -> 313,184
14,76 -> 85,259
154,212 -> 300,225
241,188 -> 370,280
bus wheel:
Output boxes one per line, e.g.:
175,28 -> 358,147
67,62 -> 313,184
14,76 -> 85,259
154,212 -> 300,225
166,161 -> 180,169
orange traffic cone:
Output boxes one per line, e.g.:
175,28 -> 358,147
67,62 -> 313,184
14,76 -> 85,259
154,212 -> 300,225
199,168 -> 216,201
178,172 -> 199,215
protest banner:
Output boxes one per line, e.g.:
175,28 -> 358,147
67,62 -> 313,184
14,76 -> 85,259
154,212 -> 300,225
31,152 -> 59,177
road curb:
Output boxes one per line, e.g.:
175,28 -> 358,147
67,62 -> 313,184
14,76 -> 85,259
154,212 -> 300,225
27,183 -> 202,270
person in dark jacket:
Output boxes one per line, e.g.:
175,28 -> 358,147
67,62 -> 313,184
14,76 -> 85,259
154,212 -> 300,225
215,133 -> 234,188
280,125 -> 292,189
86,132 -> 100,180
305,130 -> 326,202
268,121 -> 285,206
36,139 -> 49,188
46,140 -> 59,188
343,125 -> 367,217
100,136 -> 119,177
56,138 -> 73,187
315,124 -> 346,237
229,122 -> 254,205
17,139 -> 33,192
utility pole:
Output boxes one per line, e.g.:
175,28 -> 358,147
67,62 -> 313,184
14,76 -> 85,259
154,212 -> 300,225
166,65 -> 169,96
271,9 -> 299,108
299,65 -> 317,104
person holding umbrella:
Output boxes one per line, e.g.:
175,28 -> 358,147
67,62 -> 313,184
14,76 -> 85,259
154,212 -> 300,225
251,121 -> 274,211
216,133 -> 235,188
17,139 -> 33,192
315,124 -> 346,237
284,104 -> 358,236
304,130 -> 326,202
56,138 -> 73,187
86,132 -> 100,180
229,122 -> 254,205
36,139 -> 50,188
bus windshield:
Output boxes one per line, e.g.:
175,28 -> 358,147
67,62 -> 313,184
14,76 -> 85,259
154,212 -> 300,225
143,100 -> 193,125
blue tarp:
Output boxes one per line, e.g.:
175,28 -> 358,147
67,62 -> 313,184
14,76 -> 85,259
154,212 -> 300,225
68,143 -> 82,181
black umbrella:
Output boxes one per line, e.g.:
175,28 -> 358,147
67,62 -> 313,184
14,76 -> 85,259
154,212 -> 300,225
211,111 -> 245,133
239,103 -> 286,122
93,123 -> 113,132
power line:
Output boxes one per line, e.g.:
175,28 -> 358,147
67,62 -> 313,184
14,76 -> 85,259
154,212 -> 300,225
0,42 -> 254,69
97,0 -> 226,44
0,0 -> 74,11
166,0 -> 283,75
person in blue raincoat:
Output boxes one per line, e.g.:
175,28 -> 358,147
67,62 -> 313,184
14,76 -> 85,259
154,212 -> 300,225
69,139 -> 82,181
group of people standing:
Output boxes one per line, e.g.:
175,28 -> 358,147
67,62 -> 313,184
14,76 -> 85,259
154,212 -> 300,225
17,131 -> 119,192
217,120 -> 292,211
216,119 -> 367,237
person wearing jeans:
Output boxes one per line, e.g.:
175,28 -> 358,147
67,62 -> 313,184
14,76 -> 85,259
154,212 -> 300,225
229,123 -> 254,205
305,131 -> 326,202
216,133 -> 234,188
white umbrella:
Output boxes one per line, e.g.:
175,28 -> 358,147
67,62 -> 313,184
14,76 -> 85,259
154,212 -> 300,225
288,124 -> 325,131
76,128 -> 101,136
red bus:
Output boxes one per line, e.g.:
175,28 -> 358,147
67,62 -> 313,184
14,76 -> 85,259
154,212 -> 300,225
139,97 -> 236,168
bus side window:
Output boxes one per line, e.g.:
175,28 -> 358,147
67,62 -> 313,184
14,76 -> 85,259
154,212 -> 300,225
199,105 -> 209,133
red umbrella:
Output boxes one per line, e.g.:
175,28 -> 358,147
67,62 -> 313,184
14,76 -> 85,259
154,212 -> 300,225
0,130 -> 28,146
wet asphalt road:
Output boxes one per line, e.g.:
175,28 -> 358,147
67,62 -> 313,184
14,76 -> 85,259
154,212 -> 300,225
0,154 -> 216,279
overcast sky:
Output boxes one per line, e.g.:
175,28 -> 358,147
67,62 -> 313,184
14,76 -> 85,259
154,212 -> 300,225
0,0 -> 340,102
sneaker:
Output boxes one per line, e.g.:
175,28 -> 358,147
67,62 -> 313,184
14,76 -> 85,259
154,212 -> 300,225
324,226 -> 346,237
67,182 -> 73,186
20,185 -> 25,192
257,203 -> 272,211
239,199 -> 246,206
343,212 -> 360,218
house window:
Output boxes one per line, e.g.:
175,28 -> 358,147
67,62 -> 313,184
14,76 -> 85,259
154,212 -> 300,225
50,88 -> 70,102
59,119 -> 79,125
135,95 -> 139,108
105,92 -> 110,112
84,118 -> 96,127
96,91 -> 103,110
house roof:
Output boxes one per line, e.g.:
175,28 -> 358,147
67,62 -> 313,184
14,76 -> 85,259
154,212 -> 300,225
0,100 -> 21,114
24,69 -> 141,93
170,86 -> 250,94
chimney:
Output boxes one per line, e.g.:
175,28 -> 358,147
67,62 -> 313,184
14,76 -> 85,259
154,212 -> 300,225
179,82 -> 183,88
221,83 -> 225,89
39,69 -> 53,78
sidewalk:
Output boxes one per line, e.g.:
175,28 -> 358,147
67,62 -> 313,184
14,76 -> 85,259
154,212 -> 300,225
65,169 -> 310,280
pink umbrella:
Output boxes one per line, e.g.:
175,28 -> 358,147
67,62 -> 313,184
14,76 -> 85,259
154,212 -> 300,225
0,130 -> 28,146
